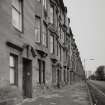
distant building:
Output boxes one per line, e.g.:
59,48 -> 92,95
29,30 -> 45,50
86,70 -> 92,78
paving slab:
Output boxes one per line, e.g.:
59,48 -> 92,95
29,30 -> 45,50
19,82 -> 90,105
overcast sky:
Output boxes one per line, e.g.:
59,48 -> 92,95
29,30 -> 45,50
64,0 -> 105,73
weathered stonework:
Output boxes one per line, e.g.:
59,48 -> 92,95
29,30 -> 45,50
0,0 -> 85,104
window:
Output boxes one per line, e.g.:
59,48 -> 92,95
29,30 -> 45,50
12,0 -> 23,31
61,29 -> 64,43
35,16 -> 41,43
38,60 -> 45,84
58,23 -> 61,37
56,10 -> 58,28
60,47 -> 63,62
50,4 -> 54,24
64,70 -> 66,82
43,0 -> 47,9
60,46 -> 61,61
37,0 -> 41,2
66,51 -> 67,60
58,44 -> 61,60
57,41 -> 59,56
42,23 -> 47,46
52,65 -> 56,83
9,55 -> 18,85
50,34 -> 54,53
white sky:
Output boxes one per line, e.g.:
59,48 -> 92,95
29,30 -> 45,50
64,0 -> 105,73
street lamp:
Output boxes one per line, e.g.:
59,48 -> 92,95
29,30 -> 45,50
84,58 -> 95,79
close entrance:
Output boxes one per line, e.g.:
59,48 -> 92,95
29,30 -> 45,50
23,58 -> 32,98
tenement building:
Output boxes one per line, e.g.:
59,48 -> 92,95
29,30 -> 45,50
70,31 -> 85,83
0,0 -> 84,103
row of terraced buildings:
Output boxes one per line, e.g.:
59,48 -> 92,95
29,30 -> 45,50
0,0 -> 85,102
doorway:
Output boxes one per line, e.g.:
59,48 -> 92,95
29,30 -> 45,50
23,58 -> 32,98
38,59 -> 45,84
52,65 -> 56,84
57,69 -> 60,87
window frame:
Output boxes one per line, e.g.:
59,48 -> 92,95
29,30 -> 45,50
12,0 -> 23,32
42,22 -> 47,47
50,4 -> 54,24
60,46 -> 62,61
43,0 -> 47,9
61,28 -> 64,43
58,44 -> 61,60
35,16 -> 41,43
57,40 -> 59,56
37,0 -> 41,2
50,33 -> 54,54
9,54 -> 18,86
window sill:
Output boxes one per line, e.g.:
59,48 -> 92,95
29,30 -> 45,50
42,44 -> 47,48
35,42 -> 41,45
13,26 -> 23,34
10,84 -> 17,87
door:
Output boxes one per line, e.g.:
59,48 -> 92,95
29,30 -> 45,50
57,69 -> 60,87
52,65 -> 56,84
23,58 -> 32,98
38,60 -> 45,84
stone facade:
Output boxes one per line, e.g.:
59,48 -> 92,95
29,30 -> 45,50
0,0 -> 85,103
70,30 -> 85,83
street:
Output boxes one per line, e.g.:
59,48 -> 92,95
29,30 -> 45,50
19,82 -> 90,105
0,0 -> 105,105
87,80 -> 105,105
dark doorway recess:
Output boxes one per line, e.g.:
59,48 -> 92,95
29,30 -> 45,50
23,58 -> 32,98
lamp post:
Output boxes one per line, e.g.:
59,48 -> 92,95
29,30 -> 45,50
84,58 -> 95,79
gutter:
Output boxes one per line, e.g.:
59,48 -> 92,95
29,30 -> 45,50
86,81 -> 94,105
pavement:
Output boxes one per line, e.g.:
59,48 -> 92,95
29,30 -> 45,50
18,81 -> 90,105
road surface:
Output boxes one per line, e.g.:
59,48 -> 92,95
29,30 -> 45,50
88,80 -> 105,105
